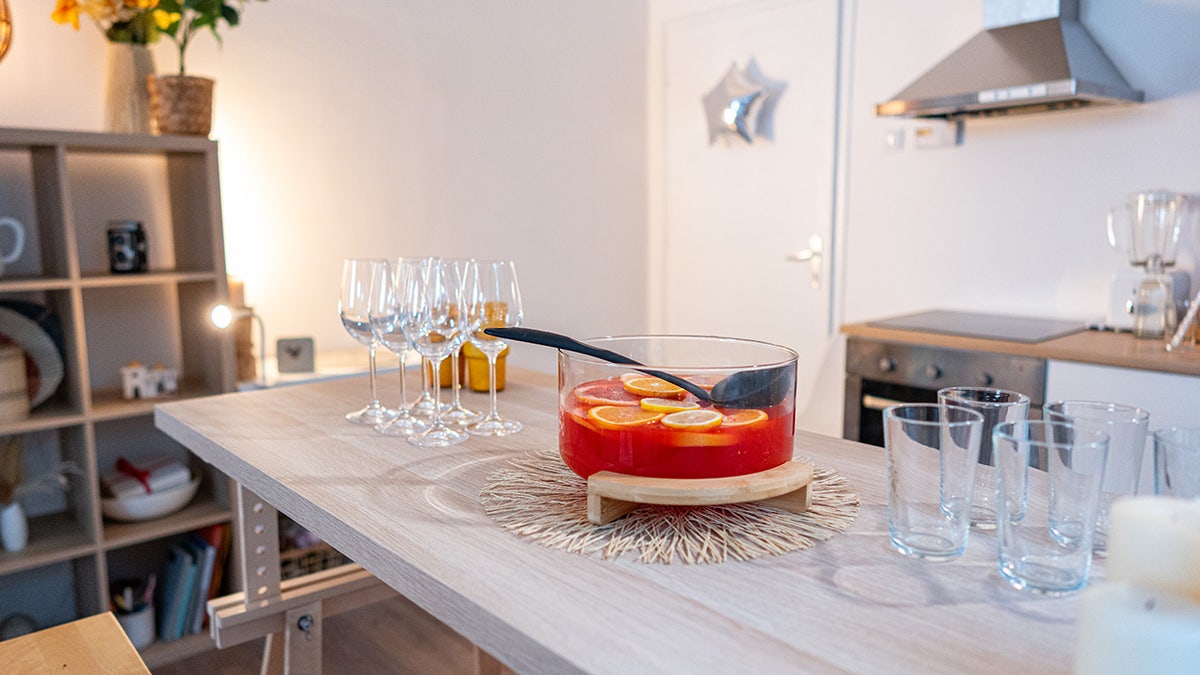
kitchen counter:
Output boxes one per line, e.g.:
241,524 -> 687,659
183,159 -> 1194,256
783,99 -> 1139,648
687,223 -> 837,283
842,320 -> 1200,378
156,370 -> 1089,674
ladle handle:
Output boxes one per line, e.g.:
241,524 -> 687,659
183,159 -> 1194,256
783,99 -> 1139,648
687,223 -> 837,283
484,327 -> 641,365
483,327 -> 712,402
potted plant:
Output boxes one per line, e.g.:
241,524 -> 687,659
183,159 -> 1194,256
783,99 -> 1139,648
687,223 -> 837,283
147,0 -> 267,136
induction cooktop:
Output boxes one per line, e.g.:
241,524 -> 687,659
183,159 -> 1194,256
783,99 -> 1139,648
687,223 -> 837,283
867,310 -> 1086,344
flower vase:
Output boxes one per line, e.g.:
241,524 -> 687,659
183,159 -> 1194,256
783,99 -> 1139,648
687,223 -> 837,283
104,42 -> 155,135
1,500 -> 27,552
148,75 -> 215,137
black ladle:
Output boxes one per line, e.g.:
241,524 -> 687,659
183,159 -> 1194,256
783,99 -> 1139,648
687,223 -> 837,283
483,327 -> 796,409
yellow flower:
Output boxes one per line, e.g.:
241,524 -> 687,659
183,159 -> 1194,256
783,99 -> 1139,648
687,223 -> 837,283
152,8 -> 179,30
126,0 -> 158,9
51,0 -> 81,29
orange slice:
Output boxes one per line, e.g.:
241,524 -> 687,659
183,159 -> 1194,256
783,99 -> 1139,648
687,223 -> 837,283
622,376 -> 686,398
660,409 -> 724,431
640,397 -> 701,413
588,405 -> 664,429
720,409 -> 768,427
619,372 -> 643,384
574,380 -> 641,406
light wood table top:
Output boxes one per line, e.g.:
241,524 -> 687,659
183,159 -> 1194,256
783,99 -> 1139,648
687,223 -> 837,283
0,612 -> 150,673
156,370 -> 1089,674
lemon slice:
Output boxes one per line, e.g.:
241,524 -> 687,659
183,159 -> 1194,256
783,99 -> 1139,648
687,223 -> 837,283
660,409 -> 724,431
640,397 -> 701,413
622,376 -> 686,398
588,405 -> 664,429
720,409 -> 768,427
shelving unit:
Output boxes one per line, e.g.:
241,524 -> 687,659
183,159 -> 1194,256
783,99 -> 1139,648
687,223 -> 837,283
0,127 -> 236,668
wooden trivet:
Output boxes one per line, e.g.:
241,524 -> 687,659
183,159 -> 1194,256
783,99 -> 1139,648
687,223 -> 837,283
587,461 -> 813,525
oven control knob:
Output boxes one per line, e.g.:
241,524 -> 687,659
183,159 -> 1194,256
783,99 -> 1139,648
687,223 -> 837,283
925,364 -> 942,380
977,373 -> 994,386
878,357 -> 896,373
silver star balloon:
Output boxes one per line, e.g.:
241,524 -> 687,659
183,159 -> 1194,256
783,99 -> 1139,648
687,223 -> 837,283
702,62 -> 767,145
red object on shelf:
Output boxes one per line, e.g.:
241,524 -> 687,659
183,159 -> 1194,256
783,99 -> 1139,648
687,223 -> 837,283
116,457 -> 152,493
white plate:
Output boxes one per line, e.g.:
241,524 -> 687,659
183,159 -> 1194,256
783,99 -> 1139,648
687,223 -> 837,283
0,305 -> 64,408
101,478 -> 200,522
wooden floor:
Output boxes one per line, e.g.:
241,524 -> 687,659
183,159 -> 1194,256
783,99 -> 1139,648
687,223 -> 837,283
153,595 -> 480,675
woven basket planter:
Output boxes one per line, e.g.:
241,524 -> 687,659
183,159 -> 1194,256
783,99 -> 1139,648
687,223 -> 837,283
147,75 -> 214,136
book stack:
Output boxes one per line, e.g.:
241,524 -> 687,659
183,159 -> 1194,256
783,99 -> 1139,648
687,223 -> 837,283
156,523 -> 232,641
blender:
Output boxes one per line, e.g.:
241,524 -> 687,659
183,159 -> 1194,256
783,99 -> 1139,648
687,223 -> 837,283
1107,191 -> 1194,338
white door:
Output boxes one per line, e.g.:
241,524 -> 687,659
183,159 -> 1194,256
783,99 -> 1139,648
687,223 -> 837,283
660,0 -> 841,427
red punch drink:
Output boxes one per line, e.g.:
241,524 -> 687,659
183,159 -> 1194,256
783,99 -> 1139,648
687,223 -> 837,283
557,336 -> 797,479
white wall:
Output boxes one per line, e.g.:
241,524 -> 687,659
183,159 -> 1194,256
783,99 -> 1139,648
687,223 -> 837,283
6,0 -> 1200,417
842,0 -> 1200,326
0,0 -> 648,374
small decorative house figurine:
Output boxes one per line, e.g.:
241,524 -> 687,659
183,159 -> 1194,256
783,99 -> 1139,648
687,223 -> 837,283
120,362 -> 179,400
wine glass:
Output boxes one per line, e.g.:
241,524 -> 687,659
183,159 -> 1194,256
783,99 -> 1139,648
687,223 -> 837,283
340,259 -> 396,425
401,258 -> 469,447
465,259 -> 524,436
441,258 -> 481,426
368,259 -> 428,437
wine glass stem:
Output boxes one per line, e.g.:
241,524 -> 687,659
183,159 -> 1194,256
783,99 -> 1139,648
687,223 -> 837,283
450,348 -> 463,406
486,353 -> 500,417
398,351 -> 409,409
429,357 -> 445,428
367,344 -> 380,408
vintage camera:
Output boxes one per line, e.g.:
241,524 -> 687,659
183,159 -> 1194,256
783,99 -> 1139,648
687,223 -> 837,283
106,221 -> 148,274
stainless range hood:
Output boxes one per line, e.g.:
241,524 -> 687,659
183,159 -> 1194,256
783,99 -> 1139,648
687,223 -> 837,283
876,0 -> 1143,119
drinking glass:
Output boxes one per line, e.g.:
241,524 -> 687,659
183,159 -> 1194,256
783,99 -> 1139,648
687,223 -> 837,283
1153,427 -> 1200,498
937,387 -> 1031,529
340,258 -> 396,425
464,259 -> 524,436
883,402 -> 983,560
367,259 -> 427,437
400,258 -> 469,447
1043,400 -> 1150,555
994,420 -> 1109,595
440,258 -> 481,426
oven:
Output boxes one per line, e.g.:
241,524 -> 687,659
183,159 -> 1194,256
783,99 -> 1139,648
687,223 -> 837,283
843,336 -> 1047,447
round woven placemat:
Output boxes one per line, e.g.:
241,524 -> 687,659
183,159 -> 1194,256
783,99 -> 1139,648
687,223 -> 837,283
480,449 -> 860,564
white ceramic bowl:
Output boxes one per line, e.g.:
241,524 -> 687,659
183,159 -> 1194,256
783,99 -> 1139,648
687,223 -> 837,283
102,478 -> 200,522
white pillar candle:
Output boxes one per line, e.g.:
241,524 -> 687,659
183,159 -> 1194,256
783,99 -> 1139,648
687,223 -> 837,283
1075,582 -> 1200,675
1106,496 -> 1200,604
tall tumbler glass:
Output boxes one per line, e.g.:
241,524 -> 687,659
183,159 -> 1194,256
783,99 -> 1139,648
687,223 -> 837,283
1043,401 -> 1150,555
937,387 -> 1031,530
883,403 -> 983,560
1153,427 -> 1200,498
993,420 -> 1109,595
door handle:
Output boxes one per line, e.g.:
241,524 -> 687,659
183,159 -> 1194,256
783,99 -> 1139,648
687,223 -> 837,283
786,234 -> 823,289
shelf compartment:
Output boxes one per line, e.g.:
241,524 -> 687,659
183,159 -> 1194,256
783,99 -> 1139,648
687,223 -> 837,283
90,381 -> 228,422
0,146 -> 72,280
82,284 -> 184,395
102,499 -> 231,550
0,556 -> 98,629
0,512 -> 93,576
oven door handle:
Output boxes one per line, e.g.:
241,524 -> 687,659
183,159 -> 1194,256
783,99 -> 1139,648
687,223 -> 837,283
861,394 -> 908,411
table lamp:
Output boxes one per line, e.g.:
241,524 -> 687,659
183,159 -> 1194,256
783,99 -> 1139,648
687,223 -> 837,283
211,304 -> 266,388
